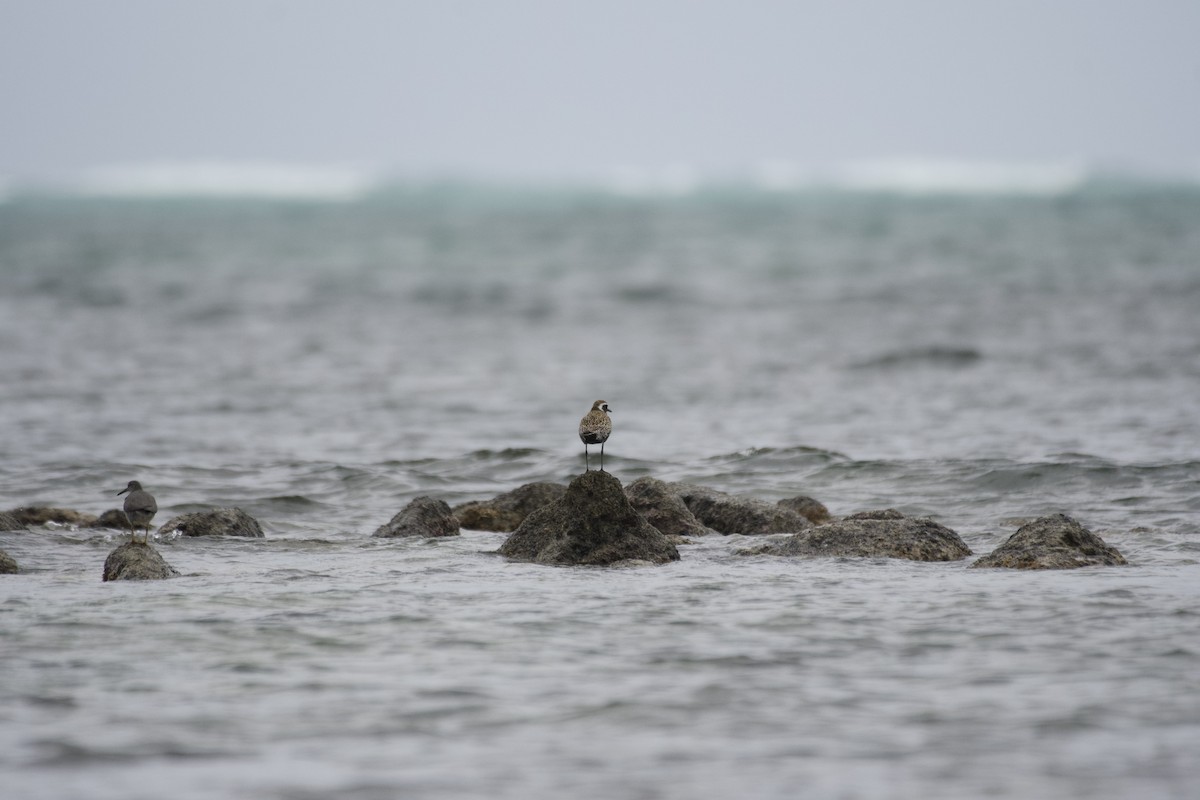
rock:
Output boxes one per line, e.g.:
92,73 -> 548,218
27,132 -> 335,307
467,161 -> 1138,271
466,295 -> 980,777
743,509 -> 971,561
102,542 -> 180,581
777,495 -> 832,524
971,514 -> 1127,570
453,482 -> 566,532
7,506 -> 98,528
0,549 -> 18,574
624,477 -> 714,538
0,511 -> 27,531
373,496 -> 460,538
671,483 -> 811,535
499,471 -> 680,566
158,507 -> 265,538
90,509 -> 134,530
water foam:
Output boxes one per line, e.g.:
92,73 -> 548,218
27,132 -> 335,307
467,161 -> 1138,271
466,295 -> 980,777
74,160 -> 379,200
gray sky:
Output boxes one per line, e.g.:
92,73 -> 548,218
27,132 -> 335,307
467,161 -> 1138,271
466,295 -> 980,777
1,0 -> 1198,183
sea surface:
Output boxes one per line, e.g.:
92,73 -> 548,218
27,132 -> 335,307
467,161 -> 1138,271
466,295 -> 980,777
2,180 -> 1199,799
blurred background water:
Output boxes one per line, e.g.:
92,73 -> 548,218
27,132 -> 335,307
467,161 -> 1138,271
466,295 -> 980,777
2,181 -> 1199,799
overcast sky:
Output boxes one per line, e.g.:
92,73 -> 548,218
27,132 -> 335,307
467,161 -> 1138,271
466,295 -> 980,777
1,0 -> 1198,183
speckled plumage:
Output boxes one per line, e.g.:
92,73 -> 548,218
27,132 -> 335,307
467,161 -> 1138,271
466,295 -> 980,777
118,480 -> 158,544
578,400 -> 612,471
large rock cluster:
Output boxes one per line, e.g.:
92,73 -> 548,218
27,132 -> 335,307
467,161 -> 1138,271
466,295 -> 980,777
4,479 -> 1132,579
499,471 -> 680,566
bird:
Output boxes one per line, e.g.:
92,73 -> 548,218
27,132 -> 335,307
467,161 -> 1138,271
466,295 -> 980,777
117,480 -> 158,544
578,400 -> 612,472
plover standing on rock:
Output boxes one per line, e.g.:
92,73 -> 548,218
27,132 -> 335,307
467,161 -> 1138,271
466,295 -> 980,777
578,400 -> 612,472
118,480 -> 158,544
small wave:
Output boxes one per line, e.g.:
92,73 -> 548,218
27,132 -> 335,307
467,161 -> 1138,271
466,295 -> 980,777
827,158 -> 1090,196
262,494 -> 322,508
32,739 -> 233,766
467,447 -> 551,460
705,445 -> 850,463
612,282 -> 689,304
853,346 -> 983,369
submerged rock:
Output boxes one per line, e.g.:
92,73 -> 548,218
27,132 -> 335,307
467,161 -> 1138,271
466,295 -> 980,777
158,507 -> 265,538
374,496 -> 460,538
972,514 -> 1127,570
453,482 -> 566,532
7,506 -> 98,528
102,541 -> 180,581
671,483 -> 811,535
777,495 -> 832,525
0,511 -> 27,532
499,471 -> 680,566
0,549 -> 18,574
624,477 -> 713,539
743,509 -> 972,561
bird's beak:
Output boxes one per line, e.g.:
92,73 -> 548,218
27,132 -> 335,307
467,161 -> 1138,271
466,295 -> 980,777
117,487 -> 129,495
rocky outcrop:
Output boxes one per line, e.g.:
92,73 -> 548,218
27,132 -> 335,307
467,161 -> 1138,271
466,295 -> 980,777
671,483 -> 811,535
742,509 -> 971,561
0,549 -> 18,574
0,511 -> 26,531
624,477 -> 713,539
972,514 -> 1127,569
374,496 -> 460,538
158,507 -> 265,538
499,471 -> 680,566
102,542 -> 180,581
6,507 -> 97,528
777,496 -> 832,524
453,482 -> 566,532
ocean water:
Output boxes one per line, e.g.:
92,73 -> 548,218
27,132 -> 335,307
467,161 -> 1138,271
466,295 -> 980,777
2,182 -> 1199,799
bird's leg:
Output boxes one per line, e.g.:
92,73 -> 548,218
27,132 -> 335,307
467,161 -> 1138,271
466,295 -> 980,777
584,445 -> 590,472
600,441 -> 605,472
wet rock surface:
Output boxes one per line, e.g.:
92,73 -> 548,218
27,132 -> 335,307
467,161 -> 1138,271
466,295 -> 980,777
374,496 -> 460,538
102,541 -> 180,581
6,506 -> 98,528
91,509 -> 135,530
776,496 -> 832,524
0,549 -> 18,574
743,509 -> 972,561
0,511 -> 27,532
671,483 -> 811,535
158,507 -> 266,538
624,477 -> 714,539
499,471 -> 680,566
972,514 -> 1127,569
453,482 -> 566,532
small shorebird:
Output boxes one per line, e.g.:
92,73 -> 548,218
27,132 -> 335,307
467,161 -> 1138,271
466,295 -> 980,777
578,400 -> 612,472
118,480 -> 158,544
